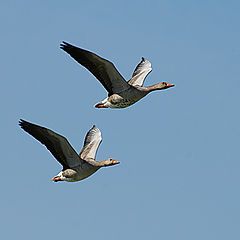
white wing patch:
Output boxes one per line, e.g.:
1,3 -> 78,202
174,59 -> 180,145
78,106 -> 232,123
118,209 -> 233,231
128,58 -> 152,87
80,126 -> 102,160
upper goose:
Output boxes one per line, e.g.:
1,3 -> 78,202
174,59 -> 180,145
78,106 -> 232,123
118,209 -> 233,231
60,42 -> 174,109
19,119 -> 119,182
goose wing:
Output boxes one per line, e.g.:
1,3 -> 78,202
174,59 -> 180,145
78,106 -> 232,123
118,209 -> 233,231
79,125 -> 102,161
128,57 -> 152,87
60,42 -> 131,95
19,119 -> 83,170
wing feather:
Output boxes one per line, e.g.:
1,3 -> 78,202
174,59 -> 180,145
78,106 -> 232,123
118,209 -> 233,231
60,42 -> 131,95
128,57 -> 152,86
79,125 -> 102,160
19,119 -> 83,169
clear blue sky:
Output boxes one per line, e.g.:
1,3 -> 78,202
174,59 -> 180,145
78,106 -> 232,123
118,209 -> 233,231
1,0 -> 240,239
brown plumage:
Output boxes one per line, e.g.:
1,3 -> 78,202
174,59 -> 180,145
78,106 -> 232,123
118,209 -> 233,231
60,42 -> 174,109
19,119 -> 119,182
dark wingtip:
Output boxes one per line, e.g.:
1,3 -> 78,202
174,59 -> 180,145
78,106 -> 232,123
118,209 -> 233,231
19,119 -> 24,127
19,119 -> 29,130
60,41 -> 70,50
60,41 -> 74,50
19,119 -> 34,133
142,57 -> 145,61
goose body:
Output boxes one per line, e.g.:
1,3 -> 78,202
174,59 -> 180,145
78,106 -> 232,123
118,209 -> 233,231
97,88 -> 147,109
60,42 -> 174,109
55,165 -> 99,182
19,120 -> 119,182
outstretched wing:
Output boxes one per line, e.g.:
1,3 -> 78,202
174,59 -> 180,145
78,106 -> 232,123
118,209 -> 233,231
128,57 -> 152,87
60,42 -> 131,95
79,125 -> 102,161
19,119 -> 83,170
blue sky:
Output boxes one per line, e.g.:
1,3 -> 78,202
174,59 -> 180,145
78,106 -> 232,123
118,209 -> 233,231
1,0 -> 240,239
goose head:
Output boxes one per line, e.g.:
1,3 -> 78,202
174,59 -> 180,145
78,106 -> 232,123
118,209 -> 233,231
156,82 -> 175,90
102,158 -> 120,167
145,82 -> 175,92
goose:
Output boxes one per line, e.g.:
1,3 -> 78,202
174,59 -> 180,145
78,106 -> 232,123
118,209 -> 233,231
19,119 -> 119,182
60,41 -> 174,109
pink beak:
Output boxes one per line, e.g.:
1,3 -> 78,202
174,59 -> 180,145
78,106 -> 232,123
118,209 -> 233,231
166,83 -> 175,88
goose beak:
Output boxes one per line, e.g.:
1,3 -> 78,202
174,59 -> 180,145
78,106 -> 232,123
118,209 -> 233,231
113,160 -> 120,165
166,83 -> 175,88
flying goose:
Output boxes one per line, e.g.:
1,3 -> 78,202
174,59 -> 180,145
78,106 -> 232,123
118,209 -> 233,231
60,41 -> 174,109
19,120 -> 119,182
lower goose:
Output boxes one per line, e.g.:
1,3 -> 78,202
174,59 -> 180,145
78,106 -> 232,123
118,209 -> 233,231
19,120 -> 119,182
